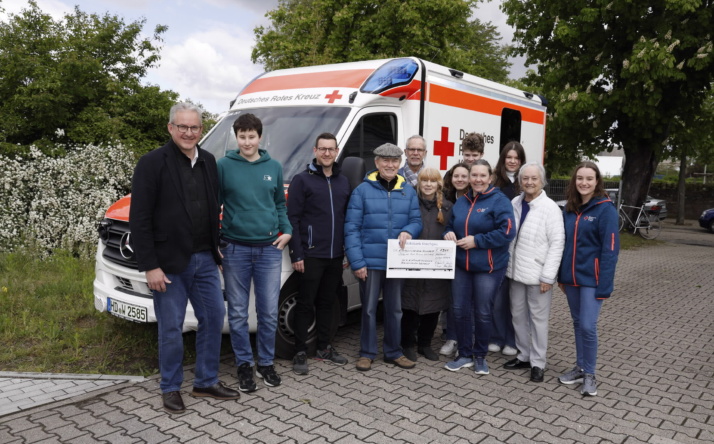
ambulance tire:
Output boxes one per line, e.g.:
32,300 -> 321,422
274,274 -> 340,359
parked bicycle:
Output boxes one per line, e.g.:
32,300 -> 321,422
618,202 -> 662,239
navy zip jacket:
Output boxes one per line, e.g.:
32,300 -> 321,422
287,160 -> 352,261
559,196 -> 620,299
444,185 -> 515,273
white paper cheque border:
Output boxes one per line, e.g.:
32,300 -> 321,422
386,239 -> 456,279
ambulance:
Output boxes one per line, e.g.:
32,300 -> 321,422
93,57 -> 547,358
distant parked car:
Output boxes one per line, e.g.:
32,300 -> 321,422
700,208 -> 714,233
555,188 -> 667,220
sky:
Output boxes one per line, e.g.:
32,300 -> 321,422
0,0 -> 527,115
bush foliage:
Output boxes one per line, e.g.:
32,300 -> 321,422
0,143 -> 134,257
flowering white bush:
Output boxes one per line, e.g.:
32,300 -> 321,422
0,144 -> 135,258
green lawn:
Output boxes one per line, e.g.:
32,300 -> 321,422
1,250 -> 163,376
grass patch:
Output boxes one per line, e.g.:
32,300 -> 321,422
0,250 -> 231,376
619,231 -> 663,250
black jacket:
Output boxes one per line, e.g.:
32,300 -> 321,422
129,140 -> 221,274
287,160 -> 352,262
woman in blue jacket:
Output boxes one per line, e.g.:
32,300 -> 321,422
443,160 -> 515,375
558,161 -> 619,397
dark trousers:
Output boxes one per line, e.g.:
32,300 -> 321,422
401,310 -> 440,348
294,257 -> 343,353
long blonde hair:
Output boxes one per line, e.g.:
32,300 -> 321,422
417,167 -> 446,224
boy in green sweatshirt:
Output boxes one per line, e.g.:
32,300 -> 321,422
217,113 -> 292,392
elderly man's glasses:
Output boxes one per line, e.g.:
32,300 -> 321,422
172,124 -> 203,134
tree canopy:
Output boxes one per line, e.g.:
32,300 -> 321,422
252,0 -> 510,82
502,0 -> 714,204
0,0 -> 179,156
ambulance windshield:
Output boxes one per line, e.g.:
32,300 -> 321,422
200,106 -> 351,183
360,58 -> 419,94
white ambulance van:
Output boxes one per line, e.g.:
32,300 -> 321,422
94,57 -> 547,358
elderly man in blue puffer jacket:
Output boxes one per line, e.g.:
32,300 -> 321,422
345,143 -> 422,372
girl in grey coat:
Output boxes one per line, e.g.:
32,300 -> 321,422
401,168 -> 454,361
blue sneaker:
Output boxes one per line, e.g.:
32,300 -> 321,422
473,357 -> 489,375
444,356 -> 473,372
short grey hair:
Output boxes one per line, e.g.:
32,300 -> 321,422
518,162 -> 548,187
169,102 -> 203,124
405,134 -> 426,149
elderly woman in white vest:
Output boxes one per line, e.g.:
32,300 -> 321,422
504,162 -> 565,383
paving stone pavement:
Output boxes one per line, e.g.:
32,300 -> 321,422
0,373 -> 145,418
0,230 -> 712,443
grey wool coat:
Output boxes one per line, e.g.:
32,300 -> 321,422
401,196 -> 453,314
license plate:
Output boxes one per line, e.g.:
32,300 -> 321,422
107,298 -> 148,322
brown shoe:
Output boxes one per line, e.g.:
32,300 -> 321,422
355,357 -> 372,371
384,355 -> 416,369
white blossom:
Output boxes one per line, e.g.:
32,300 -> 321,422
0,144 -> 134,258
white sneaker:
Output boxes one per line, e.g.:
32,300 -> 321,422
439,340 -> 457,356
502,345 -> 518,356
488,343 -> 501,353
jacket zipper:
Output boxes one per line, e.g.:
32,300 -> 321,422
327,176 -> 335,258
464,194 -> 479,271
572,213 -> 581,286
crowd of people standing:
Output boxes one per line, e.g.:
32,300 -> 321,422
130,103 -> 619,414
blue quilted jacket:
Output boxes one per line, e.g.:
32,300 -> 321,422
344,170 -> 422,270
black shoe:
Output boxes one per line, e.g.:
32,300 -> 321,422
237,363 -> 257,393
417,347 -> 440,361
191,382 -> 240,400
256,364 -> 282,387
162,391 -> 185,414
530,367 -> 544,383
503,358 -> 531,370
403,346 -> 418,362
293,352 -> 309,375
315,345 -> 348,365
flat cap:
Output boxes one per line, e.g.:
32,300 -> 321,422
373,143 -> 403,158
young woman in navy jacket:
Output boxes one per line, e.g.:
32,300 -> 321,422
558,161 -> 620,396
443,160 -> 515,375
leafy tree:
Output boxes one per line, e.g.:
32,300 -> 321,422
502,0 -> 714,207
252,0 -> 510,81
667,86 -> 714,223
0,0 -> 179,156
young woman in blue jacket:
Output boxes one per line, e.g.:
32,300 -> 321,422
443,160 -> 515,375
558,161 -> 620,396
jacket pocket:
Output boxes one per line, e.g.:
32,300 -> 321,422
308,225 -> 314,249
594,258 -> 600,285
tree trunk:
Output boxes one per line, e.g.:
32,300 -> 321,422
676,151 -> 687,225
621,142 -> 659,219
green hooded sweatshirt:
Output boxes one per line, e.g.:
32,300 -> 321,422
217,148 -> 292,244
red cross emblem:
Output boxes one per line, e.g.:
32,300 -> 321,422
325,90 -> 342,103
433,126 -> 454,170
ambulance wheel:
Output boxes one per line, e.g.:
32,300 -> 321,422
274,274 -> 340,359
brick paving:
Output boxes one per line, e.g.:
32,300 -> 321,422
1,230 -> 712,443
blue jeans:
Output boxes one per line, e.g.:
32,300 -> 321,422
452,267 -> 506,358
153,251 -> 224,393
564,285 -> 603,375
222,243 -> 282,367
359,269 -> 404,360
489,277 -> 516,348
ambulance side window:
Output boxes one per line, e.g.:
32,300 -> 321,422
342,113 -> 397,171
500,108 -> 522,149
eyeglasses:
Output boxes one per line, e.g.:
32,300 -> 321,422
172,124 -> 203,134
406,148 -> 425,153
316,147 -> 337,153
